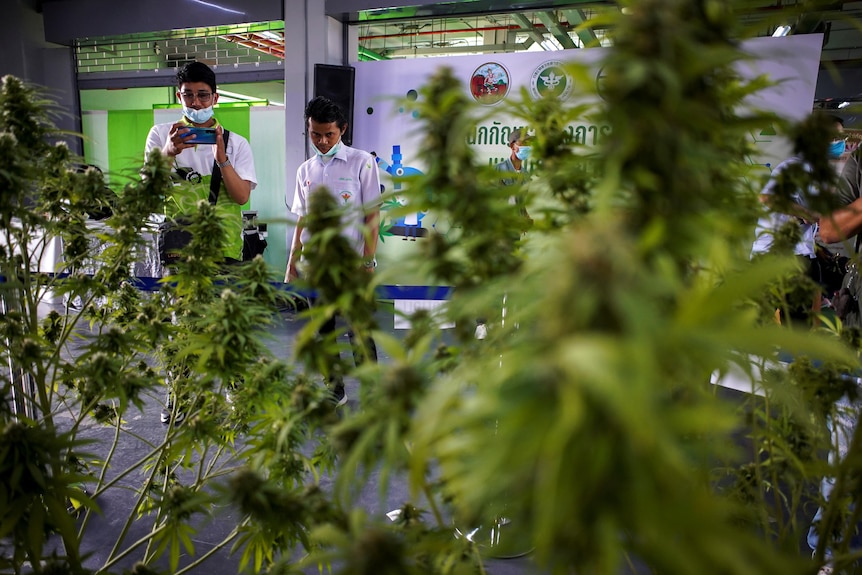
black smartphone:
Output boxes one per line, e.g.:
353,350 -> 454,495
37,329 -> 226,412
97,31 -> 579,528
185,127 -> 217,145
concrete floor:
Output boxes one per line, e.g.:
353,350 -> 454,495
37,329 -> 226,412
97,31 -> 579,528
43,305 -> 574,575
26,303 -> 813,575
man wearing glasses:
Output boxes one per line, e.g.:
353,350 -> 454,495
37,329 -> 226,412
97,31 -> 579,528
145,60 -> 257,266
144,61 -> 257,425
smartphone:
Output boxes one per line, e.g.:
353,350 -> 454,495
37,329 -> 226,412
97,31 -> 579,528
185,127 -> 217,145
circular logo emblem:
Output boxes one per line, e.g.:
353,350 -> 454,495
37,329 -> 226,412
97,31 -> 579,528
469,62 -> 510,106
529,60 -> 572,100
595,65 -> 608,101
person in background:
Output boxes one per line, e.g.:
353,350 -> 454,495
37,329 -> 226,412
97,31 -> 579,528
285,96 -> 381,407
474,127 -> 533,340
802,115 -> 862,575
813,115 -> 852,304
750,114 -> 845,323
496,128 -> 531,179
145,60 -> 257,265
144,60 -> 258,424
495,128 -> 532,219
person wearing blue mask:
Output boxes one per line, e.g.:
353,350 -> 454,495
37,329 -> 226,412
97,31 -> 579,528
145,60 -> 257,265
751,114 -> 850,328
286,96 -> 382,407
144,61 -> 257,426
495,128 -> 533,225
496,128 -> 532,187
806,116 -> 862,575
751,114 -> 845,269
812,115 -> 852,300
472,128 -> 534,340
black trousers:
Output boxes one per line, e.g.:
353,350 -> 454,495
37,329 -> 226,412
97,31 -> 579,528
317,307 -> 378,386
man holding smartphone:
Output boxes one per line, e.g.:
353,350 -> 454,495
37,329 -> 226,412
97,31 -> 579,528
144,60 -> 257,265
144,61 -> 257,425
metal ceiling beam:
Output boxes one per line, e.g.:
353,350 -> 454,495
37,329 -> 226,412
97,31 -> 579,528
561,8 -> 599,46
536,10 -> 577,49
76,62 -> 285,90
328,0 -> 620,23
385,40 -> 535,57
358,46 -> 388,60
511,13 -> 548,47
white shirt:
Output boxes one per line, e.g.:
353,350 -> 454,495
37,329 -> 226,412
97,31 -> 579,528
144,119 -> 257,260
144,121 -> 257,188
751,156 -> 817,259
290,143 -> 381,256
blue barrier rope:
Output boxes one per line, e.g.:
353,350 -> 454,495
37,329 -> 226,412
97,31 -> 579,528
1,274 -> 453,301
132,276 -> 452,300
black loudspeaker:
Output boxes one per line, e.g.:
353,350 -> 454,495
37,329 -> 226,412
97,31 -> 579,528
314,64 -> 356,146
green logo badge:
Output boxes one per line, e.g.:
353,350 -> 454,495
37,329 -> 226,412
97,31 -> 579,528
530,60 -> 572,100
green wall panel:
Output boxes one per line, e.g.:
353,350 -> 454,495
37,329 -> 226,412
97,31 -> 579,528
216,108 -> 251,210
107,110 -> 156,187
216,107 -> 251,142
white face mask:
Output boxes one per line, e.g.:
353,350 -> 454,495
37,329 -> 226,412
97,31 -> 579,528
315,139 -> 341,157
183,104 -> 214,125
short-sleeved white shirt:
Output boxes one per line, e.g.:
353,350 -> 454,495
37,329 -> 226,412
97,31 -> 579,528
145,118 -> 257,260
290,143 -> 381,257
751,156 -> 817,259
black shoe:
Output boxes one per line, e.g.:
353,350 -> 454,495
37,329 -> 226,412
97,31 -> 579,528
160,393 -> 185,424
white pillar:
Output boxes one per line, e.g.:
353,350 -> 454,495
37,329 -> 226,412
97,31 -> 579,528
282,0 -> 347,271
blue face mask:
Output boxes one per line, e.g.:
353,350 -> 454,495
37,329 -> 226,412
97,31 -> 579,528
829,140 -> 846,159
183,104 -> 214,125
515,146 -> 532,161
315,139 -> 341,158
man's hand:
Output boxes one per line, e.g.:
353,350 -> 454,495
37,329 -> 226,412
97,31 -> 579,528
162,122 -> 197,157
214,125 -> 227,165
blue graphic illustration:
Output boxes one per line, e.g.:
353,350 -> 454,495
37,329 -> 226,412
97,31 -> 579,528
373,145 -> 427,240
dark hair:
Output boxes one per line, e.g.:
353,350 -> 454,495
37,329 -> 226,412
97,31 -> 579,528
305,96 -> 347,131
508,128 -> 523,146
176,61 -> 217,94
508,127 -> 533,146
827,114 -> 845,128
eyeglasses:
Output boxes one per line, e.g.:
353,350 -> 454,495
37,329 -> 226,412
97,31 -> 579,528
179,91 -> 213,104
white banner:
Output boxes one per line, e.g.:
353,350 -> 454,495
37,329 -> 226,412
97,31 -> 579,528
352,35 -> 823,281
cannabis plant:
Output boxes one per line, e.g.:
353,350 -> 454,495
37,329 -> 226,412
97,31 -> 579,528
6,0 -> 862,574
321,1 -> 862,575
0,74 -> 341,575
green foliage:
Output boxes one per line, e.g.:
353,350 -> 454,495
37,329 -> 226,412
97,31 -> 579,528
0,74 -> 334,574
5,1 -> 862,574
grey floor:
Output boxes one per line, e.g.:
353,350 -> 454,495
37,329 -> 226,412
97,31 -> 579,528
46,305 -> 582,575
34,303 -> 809,575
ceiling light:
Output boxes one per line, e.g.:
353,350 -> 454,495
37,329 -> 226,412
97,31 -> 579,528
258,31 -> 282,41
839,101 -> 851,108
189,0 -> 245,15
772,25 -> 792,37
